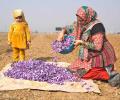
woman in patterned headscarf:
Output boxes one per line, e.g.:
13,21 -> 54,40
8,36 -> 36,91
57,6 -> 120,87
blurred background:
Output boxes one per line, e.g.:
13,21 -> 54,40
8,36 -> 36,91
0,0 -> 120,33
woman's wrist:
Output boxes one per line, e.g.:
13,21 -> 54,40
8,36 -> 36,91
80,41 -> 88,47
62,28 -> 67,34
59,28 -> 66,36
83,41 -> 88,46
85,42 -> 95,49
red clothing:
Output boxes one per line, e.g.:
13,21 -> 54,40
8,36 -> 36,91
82,67 -> 109,80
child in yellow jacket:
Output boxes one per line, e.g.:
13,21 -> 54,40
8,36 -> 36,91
8,9 -> 31,61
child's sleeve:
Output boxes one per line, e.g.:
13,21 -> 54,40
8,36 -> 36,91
25,24 -> 31,42
8,24 -> 14,43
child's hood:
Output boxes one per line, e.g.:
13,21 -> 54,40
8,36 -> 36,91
13,9 -> 26,22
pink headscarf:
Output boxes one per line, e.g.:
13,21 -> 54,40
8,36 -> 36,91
75,6 -> 97,39
76,6 -> 97,25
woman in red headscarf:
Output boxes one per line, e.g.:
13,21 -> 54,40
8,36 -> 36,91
57,6 -> 120,87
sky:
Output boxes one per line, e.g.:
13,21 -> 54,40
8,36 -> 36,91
0,0 -> 120,33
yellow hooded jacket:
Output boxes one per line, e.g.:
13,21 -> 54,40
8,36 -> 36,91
8,9 -> 31,49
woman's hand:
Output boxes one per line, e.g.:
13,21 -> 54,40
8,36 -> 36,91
57,32 -> 64,41
74,40 -> 84,48
57,29 -> 66,41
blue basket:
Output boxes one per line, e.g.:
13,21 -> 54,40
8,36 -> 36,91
60,35 -> 75,54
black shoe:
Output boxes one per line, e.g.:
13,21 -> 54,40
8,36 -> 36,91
109,71 -> 118,78
108,73 -> 120,88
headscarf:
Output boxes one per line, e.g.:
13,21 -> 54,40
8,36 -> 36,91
76,6 -> 97,26
13,9 -> 26,23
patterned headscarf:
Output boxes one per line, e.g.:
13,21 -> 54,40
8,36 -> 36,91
76,6 -> 97,26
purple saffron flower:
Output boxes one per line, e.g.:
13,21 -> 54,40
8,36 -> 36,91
4,60 -> 79,85
51,35 -> 75,54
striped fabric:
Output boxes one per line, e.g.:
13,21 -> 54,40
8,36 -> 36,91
101,40 -> 117,66
89,39 -> 116,68
68,34 -> 117,71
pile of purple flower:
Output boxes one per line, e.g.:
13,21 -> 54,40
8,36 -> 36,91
51,35 -> 75,54
4,60 -> 78,85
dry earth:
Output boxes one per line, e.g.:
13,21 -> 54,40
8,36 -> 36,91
0,33 -> 120,100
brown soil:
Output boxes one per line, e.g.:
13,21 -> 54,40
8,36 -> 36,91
0,33 -> 120,100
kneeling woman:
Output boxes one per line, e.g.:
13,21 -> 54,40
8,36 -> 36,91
57,6 -> 120,87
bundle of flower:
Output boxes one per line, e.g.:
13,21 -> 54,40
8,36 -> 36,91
51,35 -> 75,54
4,60 -> 78,85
